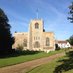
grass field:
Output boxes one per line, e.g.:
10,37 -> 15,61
0,49 -> 65,68
27,50 -> 73,73
27,57 -> 63,73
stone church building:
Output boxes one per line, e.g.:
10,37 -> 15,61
13,19 -> 55,52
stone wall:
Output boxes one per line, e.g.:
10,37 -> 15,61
12,32 -> 28,50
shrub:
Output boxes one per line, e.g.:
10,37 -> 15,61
17,44 -> 24,51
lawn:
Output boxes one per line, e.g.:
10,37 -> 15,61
27,50 -> 73,73
27,57 -> 66,73
0,49 -> 65,68
27,57 -> 62,73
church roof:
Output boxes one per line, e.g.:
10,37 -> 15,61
58,41 -> 68,44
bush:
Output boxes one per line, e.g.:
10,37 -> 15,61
17,44 -> 24,51
55,44 -> 60,50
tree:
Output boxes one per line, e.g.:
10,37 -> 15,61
67,35 -> 73,46
69,35 -> 73,46
0,8 -> 14,53
68,2 -> 73,23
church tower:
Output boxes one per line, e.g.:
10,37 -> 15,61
28,19 -> 44,51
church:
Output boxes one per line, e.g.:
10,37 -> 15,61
13,19 -> 55,52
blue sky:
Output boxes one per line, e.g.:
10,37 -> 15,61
0,0 -> 73,40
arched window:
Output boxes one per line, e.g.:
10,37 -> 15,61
34,41 -> 40,48
35,22 -> 39,29
46,37 -> 50,46
23,39 -> 27,47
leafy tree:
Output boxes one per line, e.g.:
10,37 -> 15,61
69,35 -> 73,45
68,2 -> 73,23
0,8 -> 14,52
67,35 -> 73,46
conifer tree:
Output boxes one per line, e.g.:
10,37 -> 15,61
0,8 -> 14,53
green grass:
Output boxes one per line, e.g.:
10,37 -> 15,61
26,57 -> 63,73
0,49 -> 65,68
31,58 -> 73,73
27,57 -> 70,73
27,50 -> 73,73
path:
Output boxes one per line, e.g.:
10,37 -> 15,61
0,53 -> 65,73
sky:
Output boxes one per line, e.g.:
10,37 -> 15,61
0,0 -> 73,40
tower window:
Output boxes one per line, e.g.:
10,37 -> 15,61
35,22 -> 39,29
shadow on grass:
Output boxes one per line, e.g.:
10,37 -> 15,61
0,49 -> 41,58
54,50 -> 73,73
